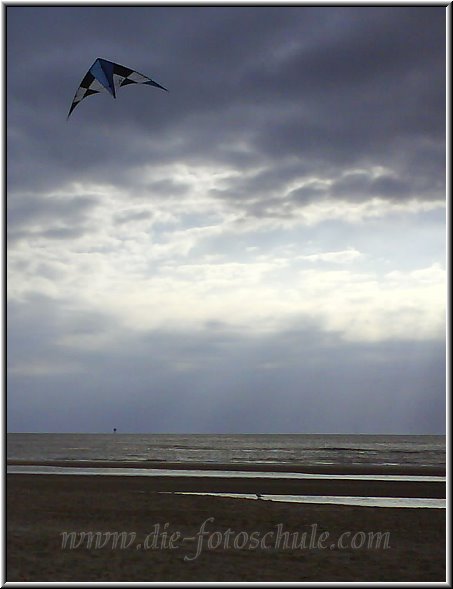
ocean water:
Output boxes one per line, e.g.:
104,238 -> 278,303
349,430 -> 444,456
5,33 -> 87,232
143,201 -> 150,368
7,433 -> 446,469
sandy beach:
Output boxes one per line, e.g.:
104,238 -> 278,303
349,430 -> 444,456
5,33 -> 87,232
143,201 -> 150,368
7,470 -> 446,582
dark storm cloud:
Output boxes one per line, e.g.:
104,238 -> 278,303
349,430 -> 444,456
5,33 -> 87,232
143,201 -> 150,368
7,6 -> 445,208
247,8 -> 445,149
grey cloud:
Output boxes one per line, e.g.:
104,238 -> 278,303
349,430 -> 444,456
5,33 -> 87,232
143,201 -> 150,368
8,194 -> 97,225
7,193 -> 99,242
7,296 -> 445,433
7,7 -> 445,204
113,209 -> 154,226
144,179 -> 191,197
332,172 -> 413,202
40,226 -> 89,240
369,175 -> 410,198
213,160 -> 442,221
209,160 -> 315,209
289,183 -> 330,206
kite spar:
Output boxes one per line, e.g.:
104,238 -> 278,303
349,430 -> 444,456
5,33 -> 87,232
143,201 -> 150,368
67,57 -> 167,118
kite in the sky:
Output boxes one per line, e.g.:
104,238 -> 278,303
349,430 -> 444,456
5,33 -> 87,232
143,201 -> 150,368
67,57 -> 167,118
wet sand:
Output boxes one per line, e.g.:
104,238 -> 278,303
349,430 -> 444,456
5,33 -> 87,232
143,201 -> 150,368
6,470 -> 445,498
7,459 -> 446,476
7,471 -> 446,582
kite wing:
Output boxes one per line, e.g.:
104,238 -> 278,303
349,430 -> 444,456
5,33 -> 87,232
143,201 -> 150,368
68,57 -> 167,118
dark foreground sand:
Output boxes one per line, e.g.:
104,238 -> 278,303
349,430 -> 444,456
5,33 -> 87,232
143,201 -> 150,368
7,473 -> 446,582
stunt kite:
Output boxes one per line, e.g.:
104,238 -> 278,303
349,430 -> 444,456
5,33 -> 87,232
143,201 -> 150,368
68,57 -> 167,118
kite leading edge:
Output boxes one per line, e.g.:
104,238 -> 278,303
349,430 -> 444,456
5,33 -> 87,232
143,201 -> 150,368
67,57 -> 167,118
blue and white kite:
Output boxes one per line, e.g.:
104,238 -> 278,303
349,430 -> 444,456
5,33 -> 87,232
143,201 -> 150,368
68,58 -> 167,118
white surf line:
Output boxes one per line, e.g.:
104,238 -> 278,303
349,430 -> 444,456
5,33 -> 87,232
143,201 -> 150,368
6,465 -> 445,482
169,492 -> 446,509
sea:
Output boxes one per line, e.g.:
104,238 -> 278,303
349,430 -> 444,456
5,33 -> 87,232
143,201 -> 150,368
7,432 -> 445,469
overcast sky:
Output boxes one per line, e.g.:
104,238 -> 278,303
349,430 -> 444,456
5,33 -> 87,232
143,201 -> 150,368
6,5 -> 446,434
